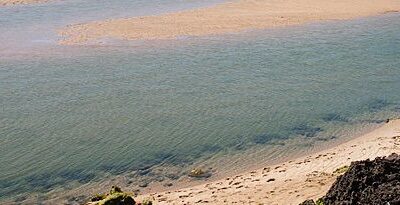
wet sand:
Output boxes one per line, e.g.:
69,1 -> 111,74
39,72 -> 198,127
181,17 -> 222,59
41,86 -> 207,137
133,119 -> 400,204
0,0 -> 48,6
58,0 -> 400,45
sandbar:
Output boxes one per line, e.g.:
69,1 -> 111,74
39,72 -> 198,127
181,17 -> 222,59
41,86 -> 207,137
58,0 -> 400,45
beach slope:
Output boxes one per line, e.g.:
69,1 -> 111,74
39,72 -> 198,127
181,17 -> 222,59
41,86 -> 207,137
58,0 -> 400,45
135,119 -> 400,204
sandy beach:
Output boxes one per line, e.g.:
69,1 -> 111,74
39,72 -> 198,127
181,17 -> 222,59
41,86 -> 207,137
2,0 -> 400,203
0,0 -> 48,6
58,0 -> 400,45
128,119 -> 400,204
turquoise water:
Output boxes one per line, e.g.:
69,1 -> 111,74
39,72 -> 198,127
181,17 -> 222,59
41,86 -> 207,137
1,1 -> 400,202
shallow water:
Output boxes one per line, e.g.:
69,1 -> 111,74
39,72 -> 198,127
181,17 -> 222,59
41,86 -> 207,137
0,0 -> 224,54
1,0 -> 400,201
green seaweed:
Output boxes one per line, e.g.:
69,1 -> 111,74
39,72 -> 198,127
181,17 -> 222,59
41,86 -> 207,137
91,193 -> 106,202
316,198 -> 325,205
89,186 -> 156,205
97,192 -> 135,205
333,165 -> 349,175
110,186 -> 122,195
141,199 -> 153,205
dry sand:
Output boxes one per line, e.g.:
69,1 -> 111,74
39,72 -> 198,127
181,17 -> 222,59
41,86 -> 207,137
133,119 -> 400,204
0,0 -> 48,6
58,0 -> 400,45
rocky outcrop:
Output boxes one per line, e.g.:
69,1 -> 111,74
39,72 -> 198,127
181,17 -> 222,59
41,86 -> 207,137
299,199 -> 318,205
88,186 -> 152,205
188,168 -> 211,179
300,153 -> 400,205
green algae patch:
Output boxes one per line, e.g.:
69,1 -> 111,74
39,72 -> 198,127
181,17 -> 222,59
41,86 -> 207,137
88,186 -> 151,205
333,165 -> 349,175
315,198 -> 325,205
97,193 -> 135,205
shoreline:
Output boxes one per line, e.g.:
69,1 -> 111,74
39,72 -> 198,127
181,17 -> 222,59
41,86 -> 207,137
58,0 -> 400,45
133,119 -> 400,204
9,119 -> 399,204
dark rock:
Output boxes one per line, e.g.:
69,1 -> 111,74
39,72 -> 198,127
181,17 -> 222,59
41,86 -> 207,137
88,186 -> 138,205
110,186 -> 122,194
91,194 -> 106,201
102,194 -> 135,205
266,178 -> 275,182
299,199 -> 316,205
188,168 -> 211,179
322,153 -> 400,205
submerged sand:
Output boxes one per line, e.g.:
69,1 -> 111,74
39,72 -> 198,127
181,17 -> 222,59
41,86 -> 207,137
58,0 -> 400,45
4,120 -> 399,204
132,119 -> 400,204
0,0 -> 48,6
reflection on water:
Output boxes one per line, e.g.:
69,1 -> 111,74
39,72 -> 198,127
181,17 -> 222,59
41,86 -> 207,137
0,2 -> 399,201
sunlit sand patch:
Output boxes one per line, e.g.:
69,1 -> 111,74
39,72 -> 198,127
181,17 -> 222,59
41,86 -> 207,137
58,0 -> 400,45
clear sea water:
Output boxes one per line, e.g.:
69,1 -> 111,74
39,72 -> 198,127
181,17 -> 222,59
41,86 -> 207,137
0,0 -> 400,203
